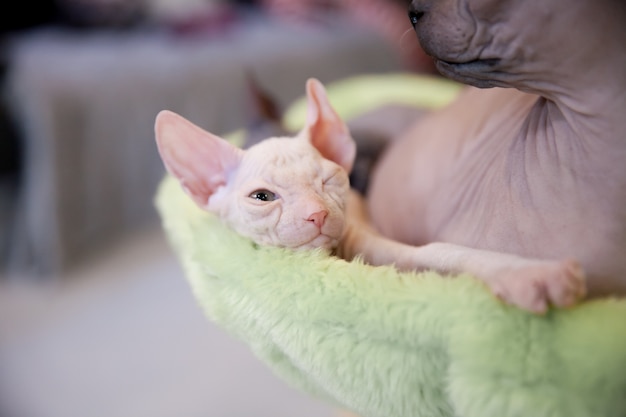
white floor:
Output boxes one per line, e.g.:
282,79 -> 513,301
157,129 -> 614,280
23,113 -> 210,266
0,226 -> 337,417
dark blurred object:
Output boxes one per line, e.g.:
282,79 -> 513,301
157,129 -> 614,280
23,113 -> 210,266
0,0 -> 146,32
0,62 -> 21,269
0,44 -> 22,180
241,72 -> 288,149
0,0 -> 61,34
346,104 -> 428,194
1,1 -> 59,185
246,72 -> 282,126
56,0 -> 145,29
0,95 -> 22,179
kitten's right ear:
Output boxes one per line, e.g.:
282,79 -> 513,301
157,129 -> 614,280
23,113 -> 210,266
303,78 -> 356,173
155,110 -> 243,208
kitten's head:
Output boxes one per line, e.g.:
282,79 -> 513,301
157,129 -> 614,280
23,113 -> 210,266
155,78 -> 356,252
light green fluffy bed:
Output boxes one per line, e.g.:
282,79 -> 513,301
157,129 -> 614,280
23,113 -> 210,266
155,73 -> 626,417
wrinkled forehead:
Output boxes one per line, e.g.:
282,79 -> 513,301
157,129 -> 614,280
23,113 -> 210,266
239,138 -> 326,179
244,138 -> 317,167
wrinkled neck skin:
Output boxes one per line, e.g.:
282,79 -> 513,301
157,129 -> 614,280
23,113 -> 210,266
417,0 -> 626,142
408,0 -> 626,217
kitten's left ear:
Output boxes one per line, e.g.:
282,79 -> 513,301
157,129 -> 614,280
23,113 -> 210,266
303,78 -> 356,173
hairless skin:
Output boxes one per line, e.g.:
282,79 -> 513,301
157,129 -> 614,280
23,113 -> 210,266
367,0 -> 626,298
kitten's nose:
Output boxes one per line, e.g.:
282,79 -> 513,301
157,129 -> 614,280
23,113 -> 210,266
307,210 -> 328,228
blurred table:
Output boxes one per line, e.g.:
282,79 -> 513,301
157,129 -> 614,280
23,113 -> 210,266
3,14 -> 401,277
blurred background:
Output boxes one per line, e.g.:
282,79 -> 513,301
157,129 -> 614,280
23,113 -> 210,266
0,0 -> 435,416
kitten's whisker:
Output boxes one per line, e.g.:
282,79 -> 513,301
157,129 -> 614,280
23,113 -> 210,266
399,28 -> 416,50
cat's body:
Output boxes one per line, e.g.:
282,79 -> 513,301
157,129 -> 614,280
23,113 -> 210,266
155,78 -> 585,314
365,0 -> 626,300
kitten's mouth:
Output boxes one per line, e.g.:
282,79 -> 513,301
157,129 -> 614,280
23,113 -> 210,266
297,233 -> 338,251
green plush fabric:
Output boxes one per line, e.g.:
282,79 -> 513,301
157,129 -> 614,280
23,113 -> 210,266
155,73 -> 626,417
283,73 -> 463,132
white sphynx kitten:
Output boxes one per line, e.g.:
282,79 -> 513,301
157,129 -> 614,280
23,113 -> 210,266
366,0 -> 626,301
155,78 -> 585,314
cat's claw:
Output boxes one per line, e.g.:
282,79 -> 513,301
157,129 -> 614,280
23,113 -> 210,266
487,259 -> 587,314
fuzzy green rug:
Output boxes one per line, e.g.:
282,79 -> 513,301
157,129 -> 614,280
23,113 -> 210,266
155,73 -> 626,417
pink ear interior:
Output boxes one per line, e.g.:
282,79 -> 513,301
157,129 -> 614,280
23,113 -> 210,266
155,110 -> 242,208
305,78 -> 356,173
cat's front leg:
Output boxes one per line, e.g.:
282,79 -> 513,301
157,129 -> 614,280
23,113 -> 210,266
338,195 -> 586,313
476,256 -> 586,314
391,241 -> 587,314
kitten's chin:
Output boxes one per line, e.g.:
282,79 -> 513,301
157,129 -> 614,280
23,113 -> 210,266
294,235 -> 339,253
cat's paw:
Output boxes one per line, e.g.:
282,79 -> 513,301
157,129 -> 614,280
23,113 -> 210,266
487,259 -> 587,314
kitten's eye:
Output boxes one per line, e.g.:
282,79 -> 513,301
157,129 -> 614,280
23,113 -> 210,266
249,189 -> 278,202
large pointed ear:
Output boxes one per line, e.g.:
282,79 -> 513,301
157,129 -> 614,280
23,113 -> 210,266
155,110 -> 243,208
303,78 -> 356,173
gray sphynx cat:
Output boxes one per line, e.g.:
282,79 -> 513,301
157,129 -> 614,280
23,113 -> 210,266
366,0 -> 626,301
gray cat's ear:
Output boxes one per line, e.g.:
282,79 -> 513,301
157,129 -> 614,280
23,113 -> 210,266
155,110 -> 243,208
303,78 -> 356,173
